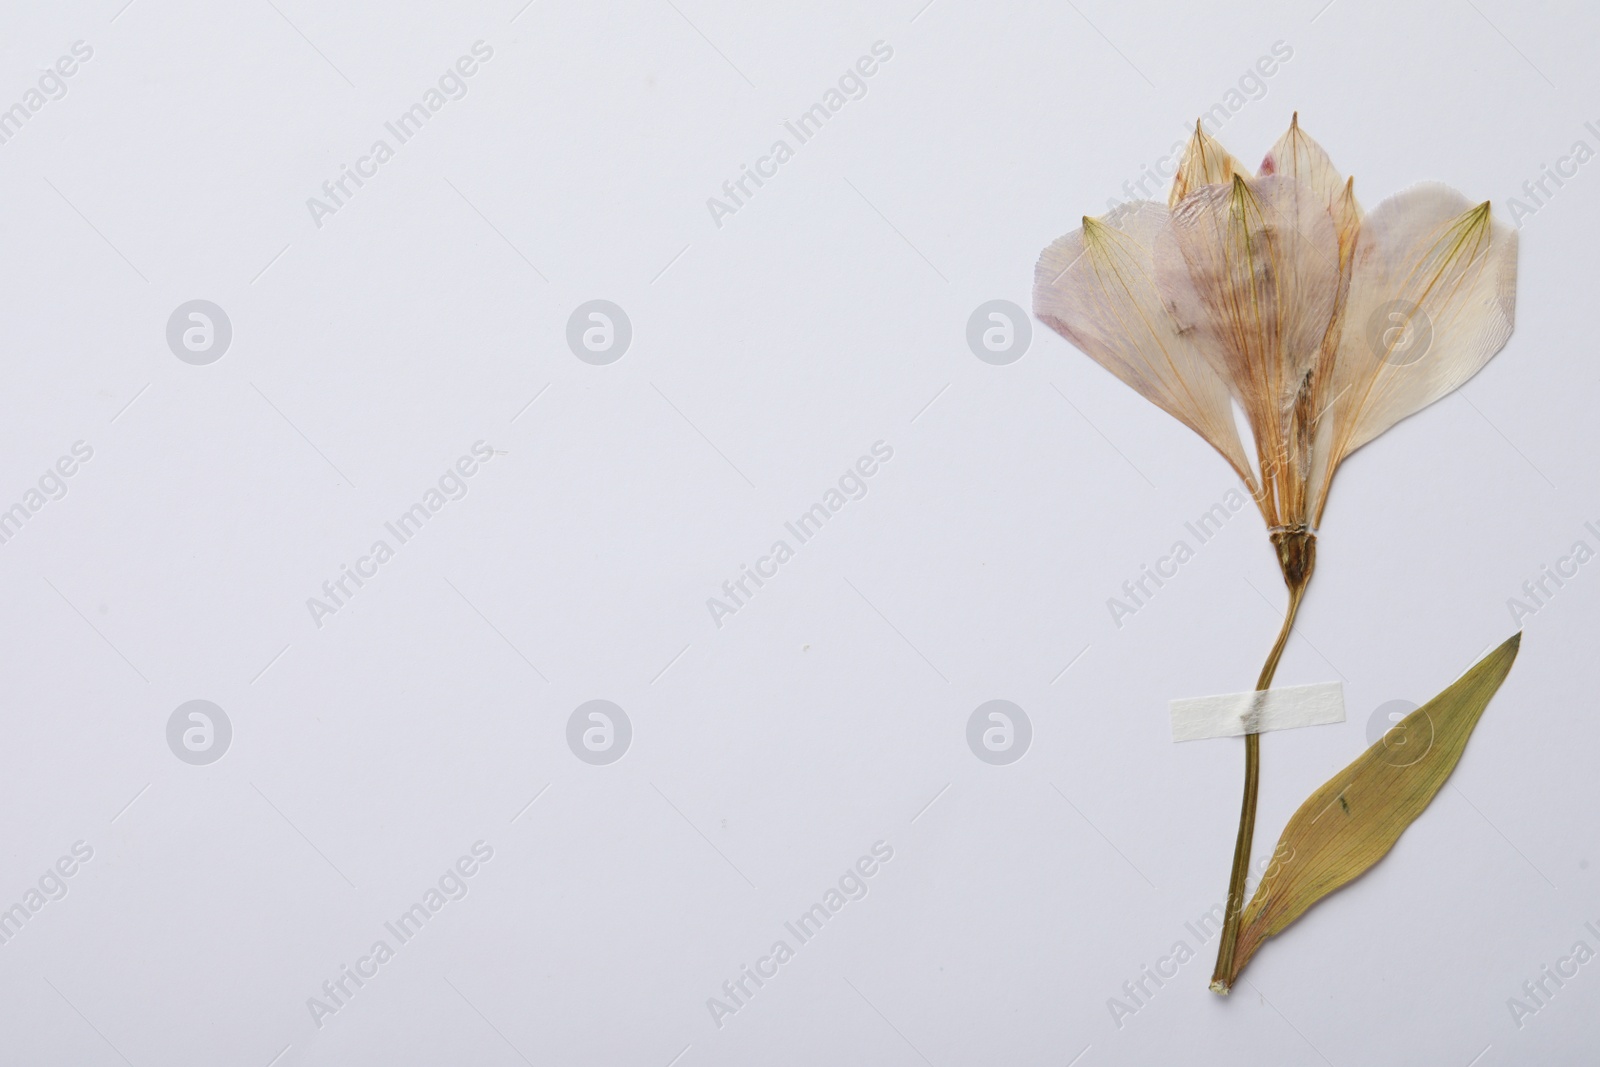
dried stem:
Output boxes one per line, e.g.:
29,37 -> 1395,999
1210,528 -> 1315,994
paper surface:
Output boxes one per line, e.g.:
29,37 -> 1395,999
0,4 -> 1586,1065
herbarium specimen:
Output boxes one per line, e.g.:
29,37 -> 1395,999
1032,116 -> 1520,991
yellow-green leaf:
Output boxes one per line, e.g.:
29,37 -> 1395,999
1225,632 -> 1521,984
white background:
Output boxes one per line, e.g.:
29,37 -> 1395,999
0,0 -> 1594,1064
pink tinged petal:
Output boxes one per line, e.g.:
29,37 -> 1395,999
1329,183 -> 1517,463
1033,200 -> 1256,486
1258,114 -> 1354,218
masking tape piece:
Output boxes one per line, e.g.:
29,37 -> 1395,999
1170,681 -> 1345,742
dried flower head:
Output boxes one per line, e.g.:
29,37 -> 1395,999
1034,115 -> 1517,586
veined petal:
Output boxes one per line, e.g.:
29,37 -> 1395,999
1160,176 -> 1342,405
1303,177 -> 1365,522
1170,121 -> 1250,208
1331,176 -> 1364,268
1317,184 -> 1517,518
1263,117 -> 1364,333
1258,114 -> 1350,215
1034,201 -> 1256,486
1155,175 -> 1342,522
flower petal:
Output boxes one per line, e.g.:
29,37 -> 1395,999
1034,201 -> 1256,486
1258,114 -> 1349,214
1302,177 -> 1365,520
1170,121 -> 1250,208
1316,184 -> 1517,518
1155,175 -> 1343,521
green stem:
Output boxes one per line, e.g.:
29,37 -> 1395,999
1210,528 -> 1314,995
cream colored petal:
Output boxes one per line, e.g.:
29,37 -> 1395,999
1169,121 -> 1250,208
1330,175 -> 1364,267
1258,114 -> 1351,215
1033,201 -> 1256,487
1321,184 -> 1517,498
1156,176 -> 1342,512
1302,177 -> 1366,522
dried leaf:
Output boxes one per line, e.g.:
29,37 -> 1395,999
1225,632 -> 1521,984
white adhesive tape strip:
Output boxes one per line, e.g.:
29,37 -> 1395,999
1170,681 -> 1345,742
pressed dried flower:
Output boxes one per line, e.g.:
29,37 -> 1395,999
1033,115 -> 1520,991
